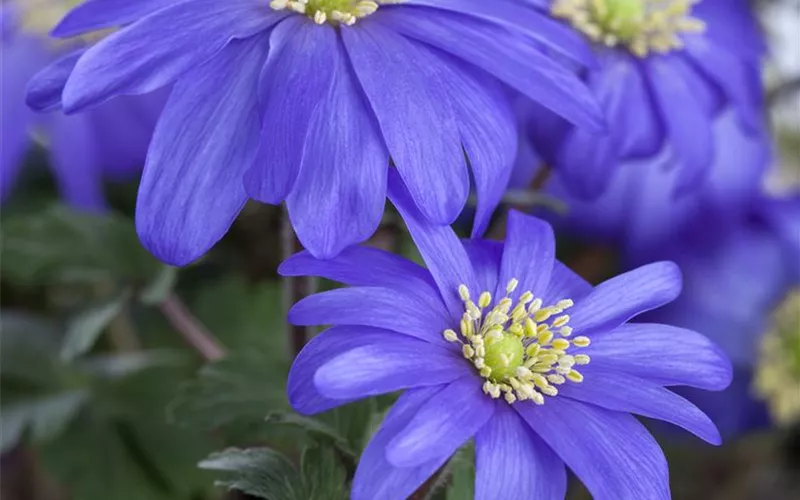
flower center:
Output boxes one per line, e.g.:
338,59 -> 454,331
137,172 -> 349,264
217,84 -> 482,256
269,0 -> 401,26
754,290 -> 800,426
550,0 -> 706,57
442,279 -> 591,405
21,0 -> 82,36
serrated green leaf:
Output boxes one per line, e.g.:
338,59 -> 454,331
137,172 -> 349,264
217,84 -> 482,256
300,443 -> 349,500
139,265 -> 178,305
1,389 -> 90,452
199,447 -> 301,500
320,398 -> 378,455
61,291 -> 131,361
265,412 -> 354,457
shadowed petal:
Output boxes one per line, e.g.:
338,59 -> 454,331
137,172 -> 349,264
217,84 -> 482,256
26,49 -> 83,112
475,403 -> 566,500
583,323 -> 733,391
343,22 -> 468,224
517,398 -> 670,500
286,32 -> 387,258
245,19 -> 336,204
288,286 -> 452,347
495,210 -> 555,302
567,262 -> 682,335
135,35 -> 269,265
387,377 -> 493,467
388,171 -> 479,318
315,334 -> 470,399
543,261 -> 593,306
461,240 -> 502,295
63,0 -> 281,111
351,386 -> 451,500
559,369 -> 722,444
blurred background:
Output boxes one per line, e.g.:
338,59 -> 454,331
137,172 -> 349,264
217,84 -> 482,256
1,0 -> 799,499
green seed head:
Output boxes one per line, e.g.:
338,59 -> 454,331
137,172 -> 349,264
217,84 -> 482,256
484,333 -> 525,382
593,0 -> 645,41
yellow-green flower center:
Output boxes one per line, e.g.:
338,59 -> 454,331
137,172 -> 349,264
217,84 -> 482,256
551,0 -> 706,57
754,290 -> 800,426
442,279 -> 591,405
269,0 -> 402,26
21,0 -> 81,36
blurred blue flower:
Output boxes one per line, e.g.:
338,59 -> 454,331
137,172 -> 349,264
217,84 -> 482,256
518,0 -> 765,199
279,171 -> 731,500
29,0 -> 605,265
1,1 -> 162,211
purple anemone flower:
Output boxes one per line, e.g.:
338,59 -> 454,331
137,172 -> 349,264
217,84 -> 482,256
280,172 -> 731,500
1,1 -> 162,211
518,0 -> 765,198
28,0 -> 606,265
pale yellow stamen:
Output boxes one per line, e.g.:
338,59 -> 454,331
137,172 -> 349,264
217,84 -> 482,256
551,0 -> 706,57
272,0 -> 402,27
442,279 -> 591,405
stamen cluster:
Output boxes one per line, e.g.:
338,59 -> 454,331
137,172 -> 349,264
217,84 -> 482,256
551,0 -> 706,57
442,279 -> 591,405
269,0 -> 400,26
754,290 -> 800,425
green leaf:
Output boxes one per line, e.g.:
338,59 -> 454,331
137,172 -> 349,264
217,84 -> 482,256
0,205 -> 160,288
199,447 -> 300,500
265,412 -> 354,457
0,389 -> 90,452
77,350 -> 187,380
0,311 -> 67,389
299,443 -> 348,500
138,265 -> 178,305
61,291 -> 131,361
446,443 -> 475,500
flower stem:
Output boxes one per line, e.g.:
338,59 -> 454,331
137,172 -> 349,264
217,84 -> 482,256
282,208 -> 316,357
159,293 -> 225,362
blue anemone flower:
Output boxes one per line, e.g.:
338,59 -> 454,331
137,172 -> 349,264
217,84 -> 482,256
1,1 -> 162,210
280,172 -> 731,500
28,0 -> 605,265
518,0 -> 765,198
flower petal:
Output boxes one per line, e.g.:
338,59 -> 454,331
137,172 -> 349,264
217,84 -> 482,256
288,286 -> 452,347
52,0 -> 184,38
278,247 -> 440,302
584,323 -> 733,390
461,239 -> 502,295
26,49 -> 83,112
285,33 -> 387,258
244,19 -> 336,204
135,35 -> 269,265
351,386 -> 451,500
474,403 -> 566,500
542,261 -> 593,306
495,210 -> 555,301
567,262 -> 682,335
385,8 -> 604,131
387,170 -> 479,318
62,0 -> 280,111
315,334 -> 470,400
517,397 -> 670,500
342,21 -> 468,224
387,376 -> 493,467
289,325 -> 394,415
559,369 -> 722,444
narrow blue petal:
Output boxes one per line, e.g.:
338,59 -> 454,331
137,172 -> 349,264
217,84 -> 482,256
475,403 -> 566,500
387,170 -> 480,318
288,286 -> 452,347
47,112 -> 106,212
289,326 -> 392,415
646,56 -> 714,195
516,398 -> 670,500
559,369 -> 722,444
245,19 -> 336,204
63,0 -> 280,111
315,334 -> 470,399
555,125 -> 617,200
52,0 -> 184,38
386,377 -> 493,467
495,211 -> 555,302
461,239 -> 502,295
431,55 -> 516,238
26,49 -> 83,112
278,247 -> 440,303
285,33 -> 387,258
568,262 -> 682,335
584,323 -> 733,390
401,0 -> 594,66
135,35 -> 269,265
542,261 -> 593,305
384,8 -> 605,132
342,21 -> 468,224
351,386 -> 450,500
692,0 -> 765,60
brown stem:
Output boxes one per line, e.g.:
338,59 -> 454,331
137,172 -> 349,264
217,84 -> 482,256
281,208 -> 316,357
159,293 -> 225,362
